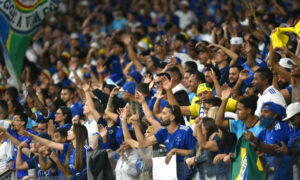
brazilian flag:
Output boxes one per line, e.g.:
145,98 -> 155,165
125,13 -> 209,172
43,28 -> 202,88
230,134 -> 265,180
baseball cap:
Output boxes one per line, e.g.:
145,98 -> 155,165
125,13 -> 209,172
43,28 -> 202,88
180,0 -> 189,6
128,70 -> 142,84
282,102 -> 300,121
41,69 -> 52,79
261,101 -> 286,119
197,83 -> 212,95
230,37 -> 243,45
279,58 -> 297,69
120,82 -> 136,95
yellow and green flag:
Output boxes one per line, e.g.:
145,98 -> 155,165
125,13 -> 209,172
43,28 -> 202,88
0,0 -> 61,89
230,134 -> 265,180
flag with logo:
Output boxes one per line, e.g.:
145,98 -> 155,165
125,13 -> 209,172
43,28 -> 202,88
230,134 -> 265,180
0,0 -> 61,89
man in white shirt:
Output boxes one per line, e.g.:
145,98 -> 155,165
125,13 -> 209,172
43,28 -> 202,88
174,1 -> 198,30
252,68 -> 286,117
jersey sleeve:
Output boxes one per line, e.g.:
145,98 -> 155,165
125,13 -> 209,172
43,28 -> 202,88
189,103 -> 201,117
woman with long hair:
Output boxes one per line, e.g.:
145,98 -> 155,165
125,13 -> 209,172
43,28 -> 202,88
22,124 -> 89,178
55,106 -> 72,130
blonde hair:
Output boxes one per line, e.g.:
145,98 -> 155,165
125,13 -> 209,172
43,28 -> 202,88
207,106 -> 219,120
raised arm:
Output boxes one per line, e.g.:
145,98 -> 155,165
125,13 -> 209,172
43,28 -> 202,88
132,118 -> 157,148
82,83 -> 101,121
215,85 -> 230,128
23,131 -> 64,151
122,35 -> 143,71
195,118 -> 218,152
104,87 -> 120,122
16,141 -> 29,170
231,69 -> 250,100
135,91 -> 162,131
161,76 -> 180,106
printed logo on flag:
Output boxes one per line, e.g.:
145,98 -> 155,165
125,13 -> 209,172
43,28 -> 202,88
0,0 -> 60,34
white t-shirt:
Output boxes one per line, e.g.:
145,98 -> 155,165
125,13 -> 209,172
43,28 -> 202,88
0,139 -> 13,171
83,119 -> 99,146
255,86 -> 287,117
174,10 -> 198,29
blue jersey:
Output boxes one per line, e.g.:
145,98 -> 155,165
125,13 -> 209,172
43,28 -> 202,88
257,121 -> 292,180
26,156 -> 52,179
62,143 -> 89,175
7,128 -> 38,178
229,119 -> 263,139
154,125 -> 197,162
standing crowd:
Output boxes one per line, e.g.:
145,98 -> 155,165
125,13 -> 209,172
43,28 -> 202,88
0,0 -> 300,179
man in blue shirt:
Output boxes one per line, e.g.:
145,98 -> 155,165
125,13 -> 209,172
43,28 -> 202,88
274,102 -> 300,179
60,86 -> 83,118
216,86 -> 263,139
0,112 -> 37,179
245,102 -> 292,180
128,104 -> 197,180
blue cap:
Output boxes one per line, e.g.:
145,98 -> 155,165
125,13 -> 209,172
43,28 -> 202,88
261,102 -> 286,119
128,70 -> 142,84
121,82 -> 136,95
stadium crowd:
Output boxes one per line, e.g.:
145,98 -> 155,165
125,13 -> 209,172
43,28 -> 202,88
0,0 -> 300,179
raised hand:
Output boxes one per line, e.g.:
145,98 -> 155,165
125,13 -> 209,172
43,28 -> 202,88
194,117 -> 203,129
117,108 -> 127,123
18,139 -> 28,149
209,68 -> 218,82
161,76 -> 172,91
135,90 -> 145,104
129,113 -> 140,126
110,87 -> 120,97
50,151 -> 59,162
239,69 -> 250,81
221,83 -> 231,99
82,82 -> 90,92
122,34 -> 131,45
98,124 -> 108,138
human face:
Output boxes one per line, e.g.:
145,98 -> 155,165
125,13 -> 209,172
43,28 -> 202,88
291,65 -> 300,77
183,72 -> 190,88
67,127 -> 75,141
60,89 -> 73,104
199,52 -> 209,64
37,123 -> 48,134
244,87 -> 254,97
53,132 -> 64,143
12,115 -> 25,131
197,91 -> 213,103
214,49 -> 227,64
160,107 -> 172,126
260,106 -> 274,119
146,58 -> 154,71
252,73 -> 264,93
188,74 -> 199,93
236,103 -> 248,121
229,67 -> 240,84
290,113 -> 300,129
55,109 -> 64,123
